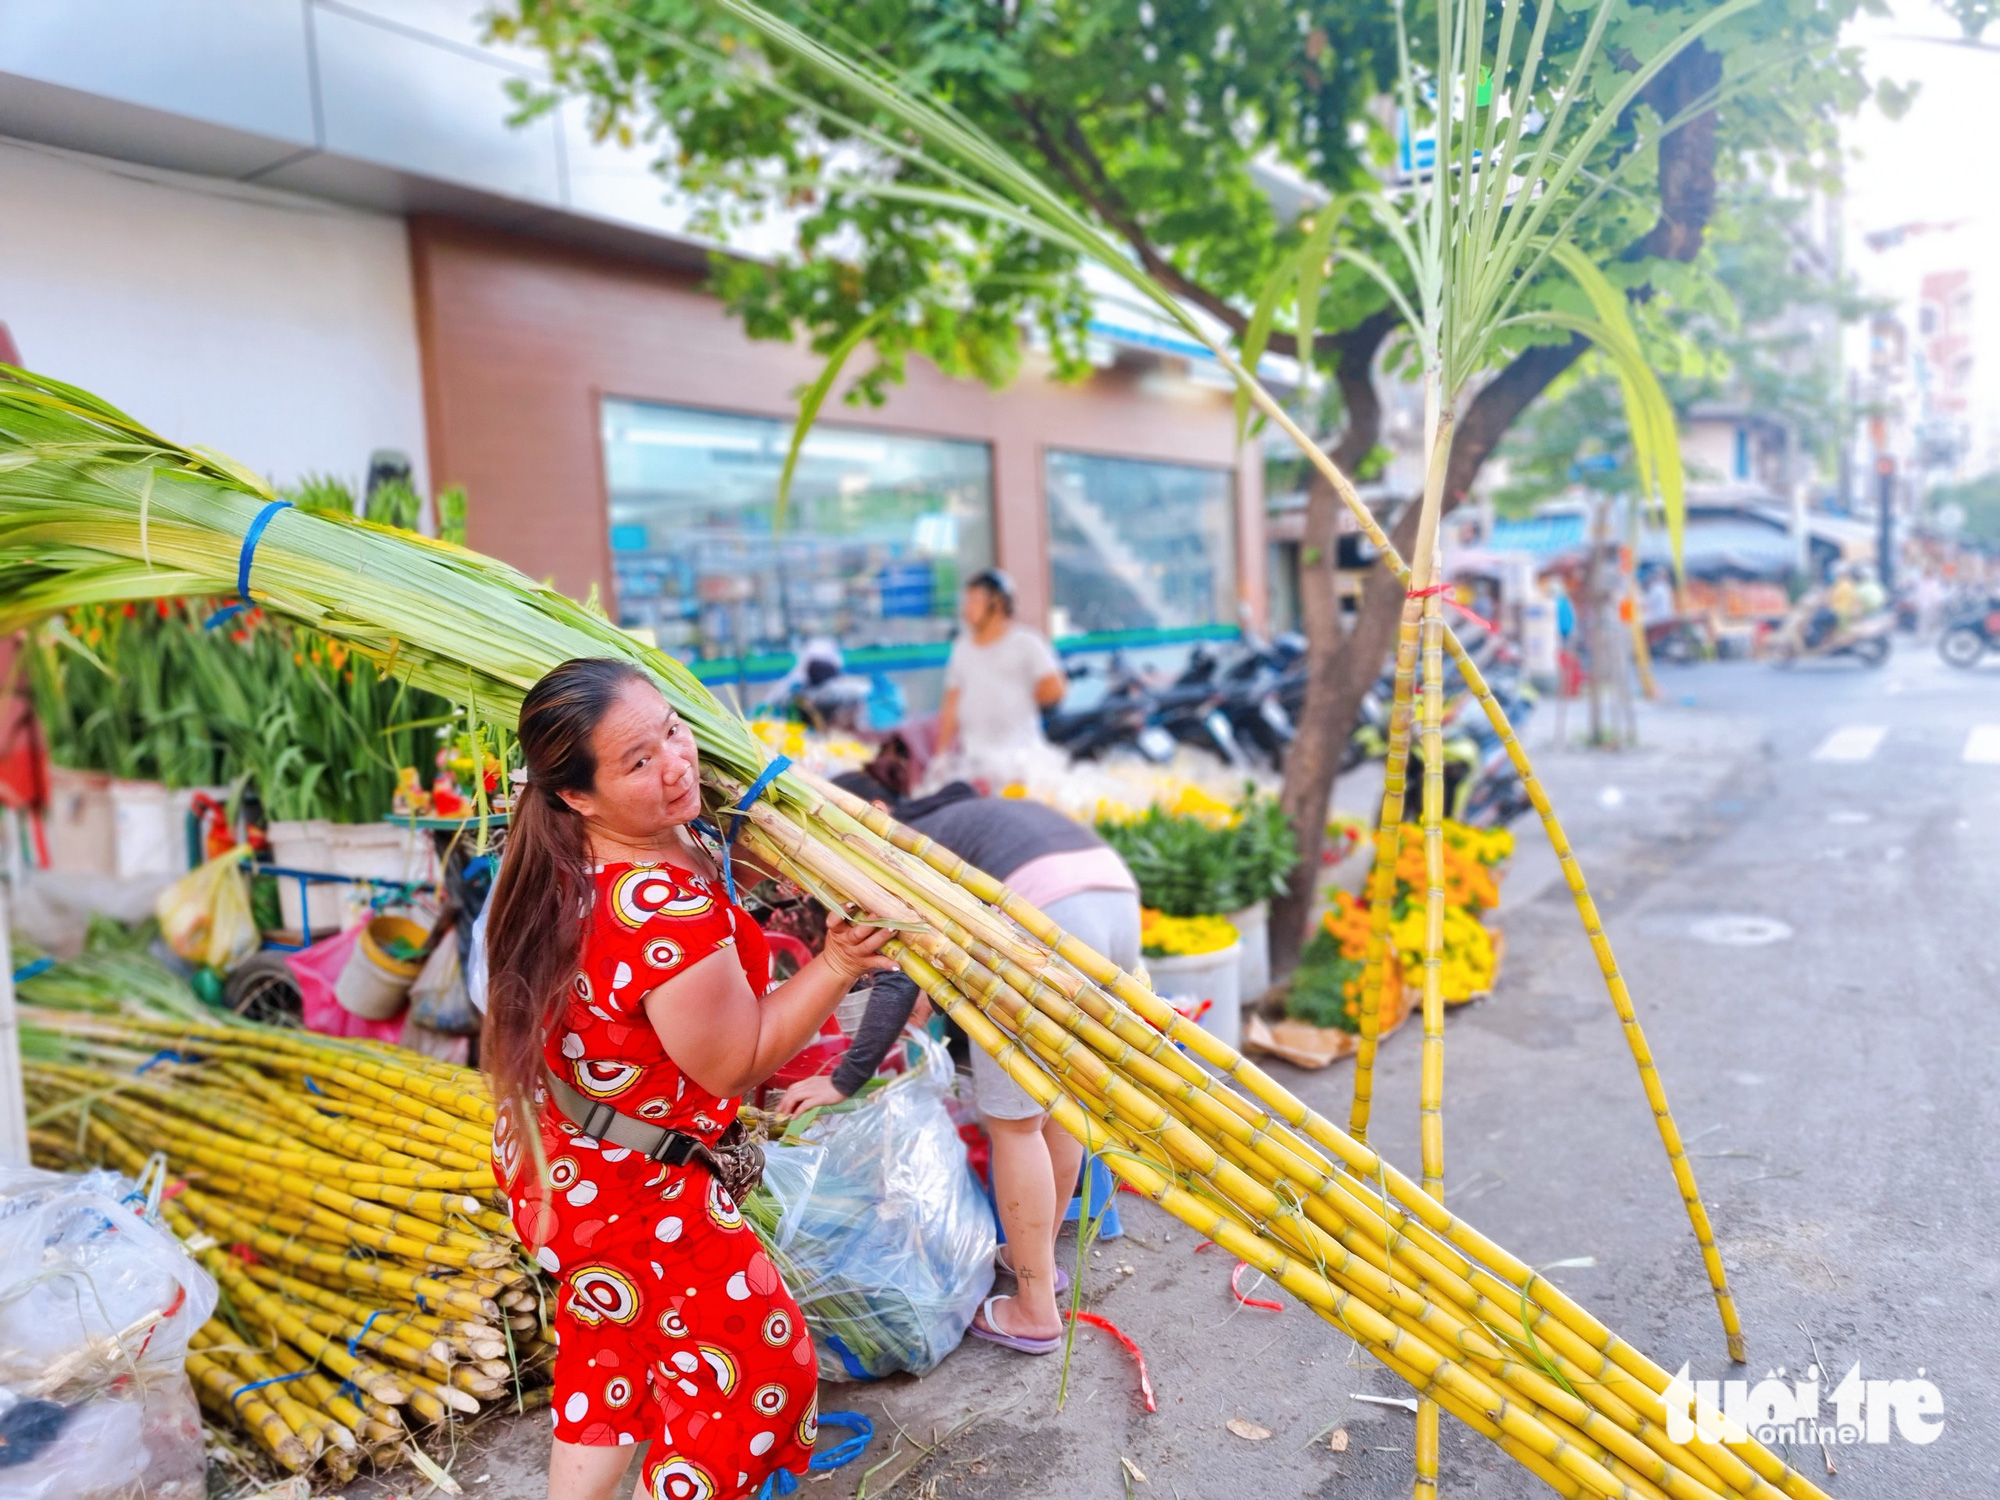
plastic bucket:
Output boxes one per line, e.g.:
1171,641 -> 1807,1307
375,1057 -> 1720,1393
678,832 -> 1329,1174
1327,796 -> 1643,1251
1227,900 -> 1270,1003
265,819 -> 340,933
334,915 -> 428,1021
44,766 -> 115,876
1146,941 -> 1244,1048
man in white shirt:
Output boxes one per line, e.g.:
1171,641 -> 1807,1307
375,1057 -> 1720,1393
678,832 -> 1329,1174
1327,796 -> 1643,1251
934,570 -> 1066,775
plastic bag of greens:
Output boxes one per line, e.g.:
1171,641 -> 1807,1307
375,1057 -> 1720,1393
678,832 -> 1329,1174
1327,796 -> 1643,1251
750,1034 -> 995,1380
0,1163 -> 215,1499
408,931 -> 480,1035
153,844 -> 257,974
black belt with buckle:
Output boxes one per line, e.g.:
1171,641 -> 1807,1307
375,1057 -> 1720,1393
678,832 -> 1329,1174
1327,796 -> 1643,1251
541,1067 -> 712,1165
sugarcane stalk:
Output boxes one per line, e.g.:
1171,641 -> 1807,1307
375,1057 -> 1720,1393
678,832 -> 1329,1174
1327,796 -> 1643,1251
897,947 -> 1685,1500
116,1120 -> 502,1257
186,1348 -> 312,1472
292,1084 -> 492,1165
974,940 -> 1740,1500
219,1063 -> 434,1169
173,1184 -> 500,1322
1412,405 -> 1453,1496
1354,599 -> 1421,1142
817,779 -> 1818,1498
189,1325 -> 335,1458
951,967 -> 1750,1500
1441,635 -> 1745,1363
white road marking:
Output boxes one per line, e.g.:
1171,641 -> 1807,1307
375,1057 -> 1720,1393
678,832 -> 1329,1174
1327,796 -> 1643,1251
1810,726 -> 1887,762
1965,726 -> 2000,763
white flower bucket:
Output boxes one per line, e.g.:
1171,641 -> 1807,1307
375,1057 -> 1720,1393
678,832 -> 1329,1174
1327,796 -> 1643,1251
1227,900 -> 1270,1002
266,820 -> 438,935
1146,941 -> 1244,1048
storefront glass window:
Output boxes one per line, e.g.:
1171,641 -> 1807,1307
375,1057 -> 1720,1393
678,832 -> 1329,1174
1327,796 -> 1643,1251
602,399 -> 993,662
1045,450 -> 1237,637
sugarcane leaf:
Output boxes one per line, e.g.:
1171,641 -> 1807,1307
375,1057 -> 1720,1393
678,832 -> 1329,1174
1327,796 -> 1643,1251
1290,199 -> 1348,384
1235,253 -> 1294,445
1528,242 -> 1686,570
775,305 -> 891,536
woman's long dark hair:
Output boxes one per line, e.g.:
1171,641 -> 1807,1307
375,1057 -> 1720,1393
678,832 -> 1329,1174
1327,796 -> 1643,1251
483,657 -> 649,1114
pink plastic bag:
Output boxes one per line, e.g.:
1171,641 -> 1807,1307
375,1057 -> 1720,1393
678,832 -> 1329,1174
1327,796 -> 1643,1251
286,928 -> 406,1043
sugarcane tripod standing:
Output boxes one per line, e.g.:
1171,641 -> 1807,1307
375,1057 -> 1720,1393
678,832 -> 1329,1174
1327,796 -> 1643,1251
483,658 -> 895,1500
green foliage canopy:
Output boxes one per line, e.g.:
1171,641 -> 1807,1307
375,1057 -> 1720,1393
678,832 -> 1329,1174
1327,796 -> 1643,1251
493,0 -> 1870,411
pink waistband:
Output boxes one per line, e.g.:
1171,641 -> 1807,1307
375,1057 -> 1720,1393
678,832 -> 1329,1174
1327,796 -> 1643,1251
1005,846 -> 1137,909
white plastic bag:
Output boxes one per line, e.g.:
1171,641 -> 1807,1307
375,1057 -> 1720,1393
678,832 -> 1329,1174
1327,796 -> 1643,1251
0,1164 -> 216,1500
752,1035 -> 995,1380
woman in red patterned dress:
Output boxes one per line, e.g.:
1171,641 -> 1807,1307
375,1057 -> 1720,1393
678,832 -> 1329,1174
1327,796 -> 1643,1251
483,658 -> 893,1500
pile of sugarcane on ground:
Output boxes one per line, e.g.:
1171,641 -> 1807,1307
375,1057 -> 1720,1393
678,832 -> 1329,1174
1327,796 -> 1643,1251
0,372 -> 1831,1499
22,971 -> 544,1484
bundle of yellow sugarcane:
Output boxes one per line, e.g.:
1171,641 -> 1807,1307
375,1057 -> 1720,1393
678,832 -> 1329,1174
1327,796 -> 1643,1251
0,373 -> 1824,1500
22,995 -> 542,1483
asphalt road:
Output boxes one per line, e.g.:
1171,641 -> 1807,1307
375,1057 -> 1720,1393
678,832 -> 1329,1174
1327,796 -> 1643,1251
379,641 -> 2000,1500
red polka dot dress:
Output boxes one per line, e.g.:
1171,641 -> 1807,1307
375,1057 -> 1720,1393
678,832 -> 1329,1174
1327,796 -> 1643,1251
495,861 -> 817,1500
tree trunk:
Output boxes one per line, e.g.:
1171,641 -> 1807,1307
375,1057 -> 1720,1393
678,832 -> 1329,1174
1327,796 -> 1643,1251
1269,312 -> 1396,978
1270,480 -> 1424,975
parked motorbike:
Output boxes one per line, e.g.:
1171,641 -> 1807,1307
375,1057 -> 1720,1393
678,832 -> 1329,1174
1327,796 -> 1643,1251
1174,641 -> 1295,768
1145,668 -> 1249,767
1768,607 -> 1892,668
1937,594 -> 2000,670
1644,616 -> 1708,664
1043,656 -> 1178,763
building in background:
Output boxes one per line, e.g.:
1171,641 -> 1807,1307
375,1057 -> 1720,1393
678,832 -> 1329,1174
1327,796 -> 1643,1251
0,0 -> 1262,700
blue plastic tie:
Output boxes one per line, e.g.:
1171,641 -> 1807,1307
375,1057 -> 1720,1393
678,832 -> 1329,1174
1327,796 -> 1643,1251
822,1333 -> 878,1383
303,1077 -> 325,1096
416,1293 -> 432,1314
336,1379 -> 362,1404
205,499 -> 293,630
809,1412 -> 874,1470
709,754 -> 790,905
347,1307 -> 386,1357
135,1049 -> 194,1075
231,1370 -> 311,1408
11,957 -> 54,984
756,1473 -> 798,1500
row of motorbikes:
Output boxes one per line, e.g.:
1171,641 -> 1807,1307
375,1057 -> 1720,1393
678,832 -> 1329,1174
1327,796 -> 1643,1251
1043,625 -> 1537,828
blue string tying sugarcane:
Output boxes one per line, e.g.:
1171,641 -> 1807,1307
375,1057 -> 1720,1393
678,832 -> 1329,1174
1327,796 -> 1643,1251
696,755 -> 791,905
230,1370 -> 311,1409
347,1308 -> 387,1357
754,1411 -> 874,1499
204,499 -> 293,630
337,1379 -> 362,1404
11,957 -> 53,984
135,1049 -> 194,1074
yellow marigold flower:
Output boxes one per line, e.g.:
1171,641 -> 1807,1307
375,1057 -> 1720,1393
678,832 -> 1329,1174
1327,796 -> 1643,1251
1139,908 -> 1239,958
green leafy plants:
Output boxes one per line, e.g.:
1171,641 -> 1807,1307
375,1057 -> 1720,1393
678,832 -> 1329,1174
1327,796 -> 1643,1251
1094,808 -> 1234,917
1283,927 -> 1364,1033
1222,791 -> 1299,910
24,598 -> 456,824
1095,789 -> 1299,916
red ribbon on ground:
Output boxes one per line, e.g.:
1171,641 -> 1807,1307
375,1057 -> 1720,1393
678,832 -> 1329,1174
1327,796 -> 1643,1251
1230,1261 -> 1284,1312
1406,582 -> 1497,634
1065,1310 -> 1157,1413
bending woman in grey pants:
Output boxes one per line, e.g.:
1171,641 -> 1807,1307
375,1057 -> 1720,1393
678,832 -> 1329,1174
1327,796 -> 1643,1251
780,774 -> 1141,1356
